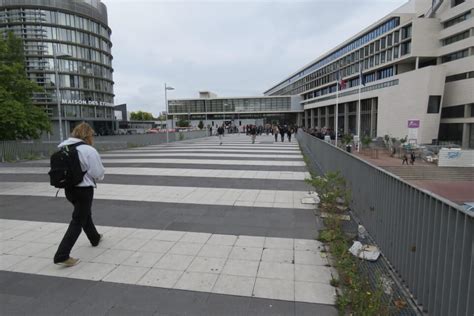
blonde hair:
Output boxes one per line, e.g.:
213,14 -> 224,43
71,122 -> 94,144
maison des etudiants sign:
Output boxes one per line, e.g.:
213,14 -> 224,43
62,99 -> 113,107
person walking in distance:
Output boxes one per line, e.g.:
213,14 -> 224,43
250,125 -> 257,144
53,122 -> 105,267
402,153 -> 409,165
217,124 -> 224,145
279,125 -> 286,142
287,127 -> 293,142
273,125 -> 279,142
410,151 -> 416,165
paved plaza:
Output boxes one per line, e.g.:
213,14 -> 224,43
0,134 -> 337,315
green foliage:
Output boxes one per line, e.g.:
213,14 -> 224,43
306,171 -> 391,315
341,134 -> 353,145
176,119 -> 189,127
178,132 -> 185,141
0,32 -> 51,140
400,136 -> 407,144
130,111 -> 154,121
361,135 -> 372,147
305,171 -> 350,216
198,120 -> 204,130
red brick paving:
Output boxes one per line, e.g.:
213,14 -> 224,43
353,149 -> 474,204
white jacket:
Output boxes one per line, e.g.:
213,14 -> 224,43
58,137 -> 105,187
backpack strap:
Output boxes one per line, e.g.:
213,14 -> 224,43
64,141 -> 86,151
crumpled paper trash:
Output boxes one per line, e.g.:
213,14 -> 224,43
349,241 -> 380,261
301,191 -> 320,204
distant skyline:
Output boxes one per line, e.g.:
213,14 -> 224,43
104,0 -> 407,116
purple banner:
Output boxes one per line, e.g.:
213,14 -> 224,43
408,120 -> 420,128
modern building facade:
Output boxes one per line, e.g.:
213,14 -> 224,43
0,0 -> 115,138
265,0 -> 473,148
168,92 -> 302,129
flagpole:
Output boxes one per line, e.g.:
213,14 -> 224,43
335,75 -> 339,147
357,62 -> 362,152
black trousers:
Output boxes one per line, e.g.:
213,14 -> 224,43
54,187 -> 100,263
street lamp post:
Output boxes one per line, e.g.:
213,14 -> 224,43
52,44 -> 71,142
164,83 -> 174,143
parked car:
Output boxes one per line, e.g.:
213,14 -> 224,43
146,129 -> 159,134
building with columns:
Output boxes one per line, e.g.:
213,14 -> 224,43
265,0 -> 473,148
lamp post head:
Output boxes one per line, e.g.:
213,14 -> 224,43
165,86 -> 175,90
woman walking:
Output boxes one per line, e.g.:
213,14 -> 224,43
273,125 -> 279,142
53,122 -> 105,267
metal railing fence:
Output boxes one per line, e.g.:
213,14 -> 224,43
0,131 -> 208,162
297,131 -> 473,316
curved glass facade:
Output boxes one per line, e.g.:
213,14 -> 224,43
0,0 -> 115,136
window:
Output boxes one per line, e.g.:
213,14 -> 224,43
441,49 -> 469,63
381,38 -> 386,49
401,25 -> 412,39
381,52 -> 386,63
401,41 -> 411,55
394,31 -> 399,44
387,34 -> 392,46
446,71 -> 474,82
442,30 -> 470,46
394,46 -> 399,58
441,105 -> 465,118
452,0 -> 465,7
387,48 -> 392,61
427,96 -> 442,113
444,10 -> 471,28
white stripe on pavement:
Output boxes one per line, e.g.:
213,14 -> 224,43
109,149 -> 302,154
0,182 -> 314,209
0,218 -> 336,305
0,167 -> 310,180
26,159 -> 306,166
100,153 -> 303,159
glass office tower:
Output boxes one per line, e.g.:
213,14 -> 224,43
0,0 -> 115,137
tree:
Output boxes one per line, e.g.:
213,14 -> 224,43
0,32 -> 51,140
130,111 -> 154,121
198,120 -> 204,130
176,119 -> 189,127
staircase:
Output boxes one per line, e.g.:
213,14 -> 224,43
383,166 -> 474,181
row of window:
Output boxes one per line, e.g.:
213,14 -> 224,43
303,80 -> 399,106
40,42 -> 112,66
265,17 -> 401,94
3,25 -> 111,53
34,90 -> 114,105
440,104 -> 472,118
268,27 -> 411,96
29,73 -> 113,94
168,98 -> 292,114
445,71 -> 474,82
0,9 -> 110,38
302,66 -> 395,100
25,58 -> 113,81
441,49 -> 470,63
443,10 -> 472,28
442,30 -> 471,46
286,40 -> 406,98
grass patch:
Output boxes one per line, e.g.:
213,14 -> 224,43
307,171 -> 392,315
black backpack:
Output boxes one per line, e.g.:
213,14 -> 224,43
48,142 -> 86,188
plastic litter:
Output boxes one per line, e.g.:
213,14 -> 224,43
349,241 -> 380,261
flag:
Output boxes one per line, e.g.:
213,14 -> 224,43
359,63 -> 366,86
337,70 -> 346,90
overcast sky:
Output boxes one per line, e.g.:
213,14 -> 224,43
103,0 -> 407,116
